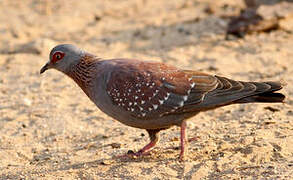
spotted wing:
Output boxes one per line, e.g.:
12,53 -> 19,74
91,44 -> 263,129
106,60 -> 218,119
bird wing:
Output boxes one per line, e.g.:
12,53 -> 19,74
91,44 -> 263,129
106,60 -> 284,119
105,60 -> 218,119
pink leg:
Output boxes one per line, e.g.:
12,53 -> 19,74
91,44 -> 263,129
179,121 -> 188,161
128,129 -> 160,157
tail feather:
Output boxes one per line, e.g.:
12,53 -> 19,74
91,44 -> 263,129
181,75 -> 285,112
235,92 -> 285,103
260,81 -> 283,92
202,77 -> 285,108
235,81 -> 285,103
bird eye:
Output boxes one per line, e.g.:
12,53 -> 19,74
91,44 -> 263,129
52,51 -> 65,63
56,54 -> 61,59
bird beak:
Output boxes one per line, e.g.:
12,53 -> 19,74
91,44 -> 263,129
40,62 -> 50,74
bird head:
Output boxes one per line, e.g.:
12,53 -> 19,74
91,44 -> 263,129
40,44 -> 83,74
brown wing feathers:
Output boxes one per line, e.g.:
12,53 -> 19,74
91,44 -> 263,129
106,60 -> 284,118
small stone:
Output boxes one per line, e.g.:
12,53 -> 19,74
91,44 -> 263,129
110,143 -> 121,149
264,106 -> 280,112
100,160 -> 113,165
23,98 -> 32,106
127,150 -> 135,154
279,16 -> 293,32
102,135 -> 109,139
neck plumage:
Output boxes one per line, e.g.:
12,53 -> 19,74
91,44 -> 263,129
67,54 -> 99,97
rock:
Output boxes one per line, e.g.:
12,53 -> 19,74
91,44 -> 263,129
226,8 -> 278,38
100,159 -> 114,165
279,15 -> 293,32
257,2 -> 293,19
227,1 -> 293,37
109,143 -> 121,149
23,98 -> 32,106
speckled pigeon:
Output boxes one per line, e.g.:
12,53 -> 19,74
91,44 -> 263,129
40,44 -> 285,160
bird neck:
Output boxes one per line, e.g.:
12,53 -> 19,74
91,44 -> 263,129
67,54 -> 98,97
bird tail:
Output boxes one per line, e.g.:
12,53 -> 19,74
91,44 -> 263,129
181,76 -> 286,113
235,92 -> 285,103
234,81 -> 285,103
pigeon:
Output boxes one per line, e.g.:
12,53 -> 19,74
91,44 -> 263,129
40,44 -> 285,160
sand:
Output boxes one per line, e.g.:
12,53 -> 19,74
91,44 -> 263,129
0,0 -> 292,179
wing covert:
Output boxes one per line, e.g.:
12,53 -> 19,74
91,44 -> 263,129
105,60 -> 219,118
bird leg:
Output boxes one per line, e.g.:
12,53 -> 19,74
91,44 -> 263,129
179,120 -> 188,161
129,129 -> 160,157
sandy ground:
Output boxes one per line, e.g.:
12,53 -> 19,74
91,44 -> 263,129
0,0 -> 293,179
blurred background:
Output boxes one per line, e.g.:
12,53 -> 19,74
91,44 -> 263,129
0,0 -> 292,179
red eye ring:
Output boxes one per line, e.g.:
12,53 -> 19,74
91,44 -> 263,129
52,51 -> 65,63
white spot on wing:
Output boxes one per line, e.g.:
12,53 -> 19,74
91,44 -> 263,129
191,82 -> 195,88
164,93 -> 170,100
183,95 -> 188,101
153,104 -> 158,110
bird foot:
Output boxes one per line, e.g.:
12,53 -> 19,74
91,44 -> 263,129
179,153 -> 185,162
